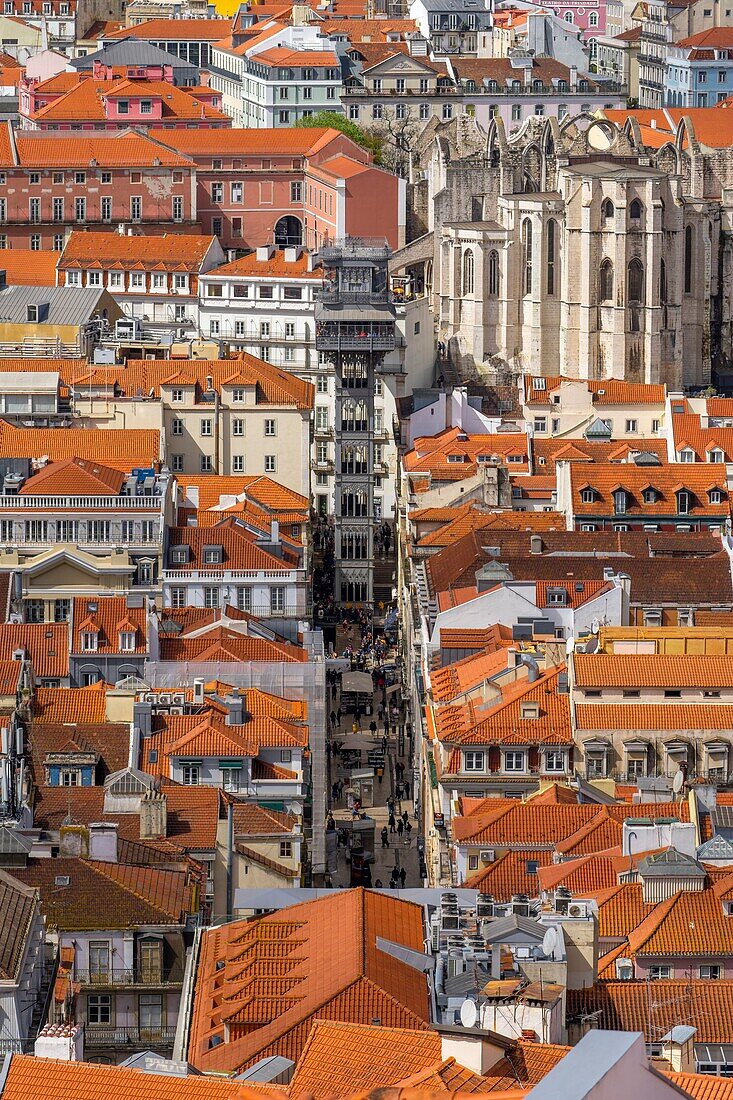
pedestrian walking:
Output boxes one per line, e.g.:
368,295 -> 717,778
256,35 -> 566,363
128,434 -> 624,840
403,780 -> 410,799
397,819 -> 404,837
388,813 -> 396,834
405,821 -> 412,839
387,796 -> 395,815
381,826 -> 389,848
381,735 -> 388,752
399,867 -> 406,888
351,720 -> 359,736
402,811 -> 409,826
330,709 -> 337,730
369,719 -> 377,736
395,783 -> 403,800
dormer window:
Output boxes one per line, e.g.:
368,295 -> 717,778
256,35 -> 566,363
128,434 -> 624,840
170,546 -> 189,564
203,546 -> 223,564
520,700 -> 540,719
642,487 -> 657,504
446,454 -> 465,463
613,489 -> 627,515
679,448 -> 695,463
580,488 -> 595,504
546,587 -> 567,606
119,631 -> 135,652
81,632 -> 97,652
709,488 -> 724,505
677,489 -> 691,515
710,449 -> 725,463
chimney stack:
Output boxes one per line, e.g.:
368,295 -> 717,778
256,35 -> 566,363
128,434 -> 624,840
139,788 -> 167,840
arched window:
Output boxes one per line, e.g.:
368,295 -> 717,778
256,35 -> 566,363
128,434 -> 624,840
488,249 -> 499,296
629,198 -> 642,220
462,248 -> 474,295
588,10 -> 599,25
602,198 -> 614,222
628,258 -> 644,303
546,219 -> 557,296
522,218 -> 533,296
599,259 -> 614,302
684,225 -> 693,294
564,10 -> 573,20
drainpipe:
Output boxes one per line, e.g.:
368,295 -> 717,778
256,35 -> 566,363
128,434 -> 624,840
226,798 -> 234,921
214,385 -> 221,475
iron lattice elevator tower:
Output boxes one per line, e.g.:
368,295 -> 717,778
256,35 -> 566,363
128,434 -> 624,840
315,239 -> 396,607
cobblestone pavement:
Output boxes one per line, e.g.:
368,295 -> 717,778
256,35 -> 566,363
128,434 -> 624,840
325,668 -> 420,891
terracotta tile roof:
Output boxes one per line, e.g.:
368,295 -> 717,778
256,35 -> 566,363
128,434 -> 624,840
60,232 -> 216,271
554,808 -> 625,857
439,667 -> 572,748
318,18 -> 420,40
463,850 -> 553,899
438,625 -> 514,653
158,629 -> 307,664
0,871 -> 38,981
669,1073 -> 733,1099
106,18 -> 232,39
388,1055 -> 504,1092
0,660 -> 22,695
33,782 -> 220,852
9,856 -> 194,930
532,437 -> 669,473
32,682 -> 108,724
117,356 -> 314,408
0,421 -> 159,469
28,76 -> 229,124
0,249 -> 58,287
287,1020 -> 443,1099
606,885 -> 733,959
430,647 -> 511,703
452,800 -> 690,849
20,456 -> 126,495
405,427 -> 530,484
71,596 -> 147,655
672,412 -> 733,462
569,461 -> 730,518
536,853 -> 618,895
527,782 -> 580,805
148,126 -> 343,157
166,521 -> 298,572
177,475 -> 309,520
574,653 -> 733,688
12,128 -> 194,168
481,1042 -> 570,1091
575,703 -> 733,731
189,889 -> 430,1075
0,623 -> 69,679
143,711 -> 307,777
524,377 -> 666,406
592,883 -> 657,940
417,506 -> 564,548
565,979 -> 733,1043
254,47 -> 339,66
535,579 -> 613,609
232,803 -> 296,836
29,720 -> 130,782
208,251 -> 322,280
2,1055 -> 276,1099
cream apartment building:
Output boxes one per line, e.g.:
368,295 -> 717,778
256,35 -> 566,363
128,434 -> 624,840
522,377 -> 667,439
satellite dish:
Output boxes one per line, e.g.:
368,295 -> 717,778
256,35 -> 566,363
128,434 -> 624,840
672,770 -> 684,795
565,636 -> 575,656
542,926 -> 558,957
460,998 -> 478,1028
590,619 -> 600,635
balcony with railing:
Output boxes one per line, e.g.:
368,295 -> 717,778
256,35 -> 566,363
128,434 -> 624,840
74,965 -> 184,988
316,322 -> 396,353
0,495 -> 160,510
84,1025 -> 177,1049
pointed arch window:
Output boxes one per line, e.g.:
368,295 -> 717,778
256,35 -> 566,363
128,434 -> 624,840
684,225 -> 693,294
629,198 -> 643,221
488,249 -> 499,296
599,259 -> 614,302
462,248 -> 474,296
546,219 -> 557,296
522,218 -> 533,296
602,199 -> 614,222
628,259 -> 644,303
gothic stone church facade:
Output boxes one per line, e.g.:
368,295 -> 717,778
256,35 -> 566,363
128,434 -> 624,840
407,113 -> 733,388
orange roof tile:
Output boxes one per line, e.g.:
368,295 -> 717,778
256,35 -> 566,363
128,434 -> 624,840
32,682 -> 108,724
0,421 -> 159,469
148,125 -> 345,157
566,979 -> 733,1043
28,76 -> 229,124
592,883 -> 657,940
574,653 -> 733,688
569,461 -> 730,518
20,455 -> 125,495
481,1042 -> 570,1091
672,412 -> 733,462
167,520 -> 298,572
59,232 -> 216,271
189,889 -> 430,1075
2,1055 -> 275,1099
158,629 -> 307,664
71,596 -> 147,655
463,850 -> 553,898
524,376 -> 666,406
208,251 -> 322,280
438,667 -> 572,748
0,623 -> 69,678
669,1072 -> 733,1099
0,249 -> 58,287
430,646 -> 512,703
105,17 -> 233,39
13,128 -> 193,168
575,703 -> 733,731
405,427 -> 530,484
532,437 -> 669,473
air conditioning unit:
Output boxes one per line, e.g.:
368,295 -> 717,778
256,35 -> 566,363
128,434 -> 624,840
115,317 -> 143,341
567,902 -> 590,918
480,849 -> 495,863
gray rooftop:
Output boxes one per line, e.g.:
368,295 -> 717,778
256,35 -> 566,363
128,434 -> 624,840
71,40 -> 201,80
530,1031 -> 646,1100
637,848 -> 706,878
0,285 -> 112,327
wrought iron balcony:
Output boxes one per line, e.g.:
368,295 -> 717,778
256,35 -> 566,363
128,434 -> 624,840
84,1025 -> 177,1049
74,966 -> 184,988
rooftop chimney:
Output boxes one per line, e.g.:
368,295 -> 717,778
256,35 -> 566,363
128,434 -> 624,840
88,822 -> 118,863
139,788 -> 167,840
